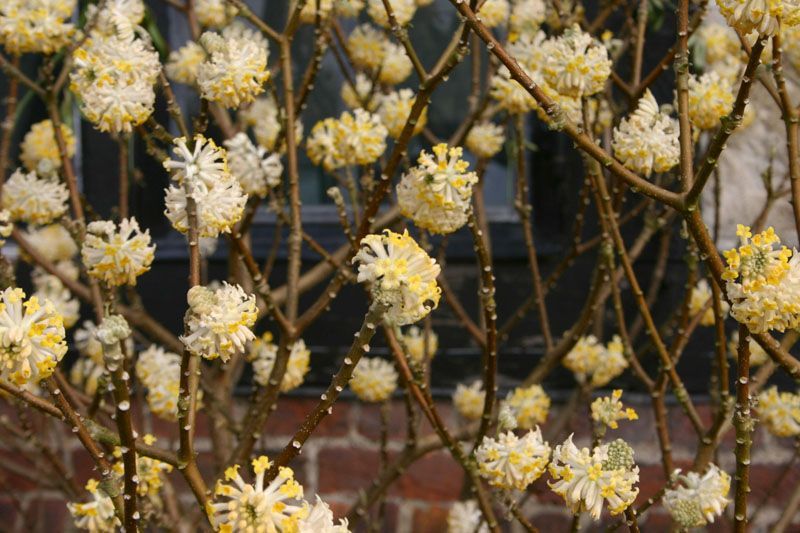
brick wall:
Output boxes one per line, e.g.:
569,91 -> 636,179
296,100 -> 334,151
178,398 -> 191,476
2,396 -> 799,532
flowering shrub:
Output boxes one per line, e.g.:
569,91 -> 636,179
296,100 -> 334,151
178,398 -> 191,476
1,0 -> 800,530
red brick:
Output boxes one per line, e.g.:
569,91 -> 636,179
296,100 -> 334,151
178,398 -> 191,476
0,497 -> 19,529
390,451 -> 463,501
356,402 -> 408,442
0,451 -> 38,492
748,464 -> 800,505
411,503 -> 450,533
25,497 -> 68,531
264,398 -> 351,438
318,446 -> 380,494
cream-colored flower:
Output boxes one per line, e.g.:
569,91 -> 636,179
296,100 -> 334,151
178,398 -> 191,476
335,0 -> 364,17
81,218 -> 155,286
347,24 -> 387,72
342,73 -> 378,111
337,109 -> 388,166
2,169 -> 69,225
166,41 -> 207,85
757,386 -> 800,437
197,29 -> 269,109
112,436 -> 173,498
299,496 -> 351,532
612,90 -> 679,177
716,0 -> 800,35
478,0 -> 510,28
591,390 -> 638,430
509,0 -> 547,40
31,266 -> 79,329
194,0 -> 237,28
379,41 -> 414,85
476,427 -> 551,491
224,132 -> 283,197
465,122 -> 506,159
84,0 -> 145,37
549,436 -> 639,520
541,25 -> 611,97
447,500 -> 489,533
0,287 -> 67,388
728,330 -> 769,366
687,71 -> 734,130
21,224 -> 77,262
453,381 -> 485,421
68,479 -> 121,532
20,120 -> 74,178
69,355 -> 105,396
0,210 -> 12,246
163,135 -> 247,238
299,0 -> 333,22
182,283 -> 257,362
211,457 -> 308,531
0,0 -> 75,55
688,279 -> 729,326
350,357 -> 398,402
397,144 -> 478,234
71,27 -> 160,133
722,225 -> 800,333
399,325 -> 437,364
248,332 -> 311,392
367,0 -> 416,27
135,345 -> 184,421
239,95 -> 303,153
502,384 -> 550,429
664,464 -> 730,528
563,335 -> 628,388
307,110 -> 387,170
378,88 -> 427,139
353,229 -> 441,325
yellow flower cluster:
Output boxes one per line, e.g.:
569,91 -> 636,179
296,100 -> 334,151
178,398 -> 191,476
757,386 -> 800,437
378,89 -> 427,139
563,335 -> 628,388
478,0 -> 510,28
687,72 -> 734,131
197,27 -> 269,109
166,41 -> 207,85
81,218 -> 155,287
399,325 -> 438,365
111,436 -> 172,498
2,169 -> 69,225
502,384 -> 550,429
353,230 -> 441,325
67,479 -> 121,532
248,332 -> 311,392
182,283 -> 257,362
664,464 -> 731,528
476,428 -> 551,490
135,345 -> 186,420
0,0 -> 75,55
722,225 -> 800,333
540,24 -> 612,98
465,122 -> 506,159
716,0 -> 800,35
20,120 -> 75,178
689,279 -> 729,326
0,287 -> 67,388
453,381 -> 486,420
71,26 -> 160,133
396,144 -> 478,235
367,0 -> 416,27
163,135 -> 247,238
307,109 -> 388,171
612,90 -> 679,177
350,357 -> 398,402
211,456 -> 308,532
591,390 -> 638,430
548,436 -> 639,520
